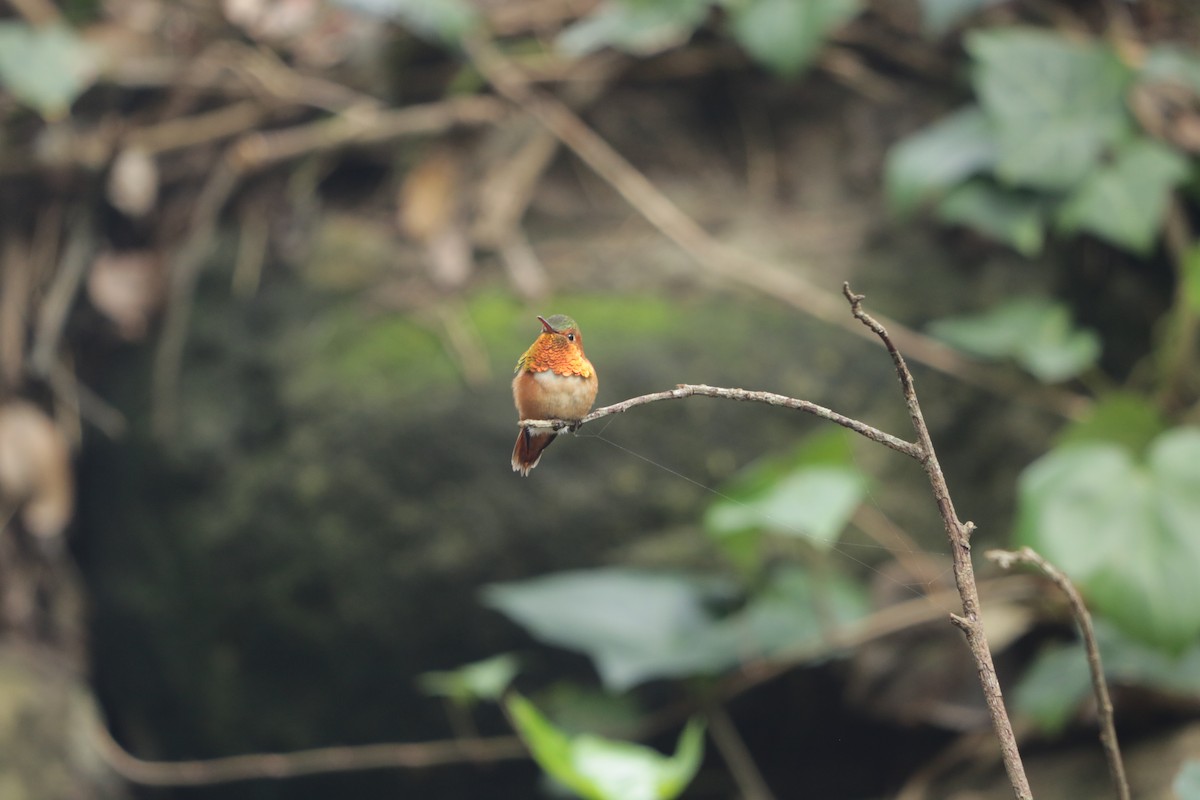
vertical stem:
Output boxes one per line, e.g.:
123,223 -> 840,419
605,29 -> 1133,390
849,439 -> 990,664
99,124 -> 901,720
843,285 -> 1033,800
706,702 -> 777,800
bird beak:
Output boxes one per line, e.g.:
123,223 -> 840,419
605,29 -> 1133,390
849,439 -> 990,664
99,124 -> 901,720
537,316 -> 558,334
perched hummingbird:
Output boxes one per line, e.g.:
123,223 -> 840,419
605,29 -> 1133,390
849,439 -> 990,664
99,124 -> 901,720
511,314 -> 598,476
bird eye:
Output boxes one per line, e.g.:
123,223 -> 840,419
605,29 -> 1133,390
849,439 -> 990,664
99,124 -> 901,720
567,333 -> 576,341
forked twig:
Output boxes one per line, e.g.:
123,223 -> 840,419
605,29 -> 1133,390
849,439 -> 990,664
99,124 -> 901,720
843,285 -> 1032,799
988,546 -> 1130,800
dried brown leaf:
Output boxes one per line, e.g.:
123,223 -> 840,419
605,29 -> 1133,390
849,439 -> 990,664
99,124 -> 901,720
398,148 -> 463,243
0,401 -> 73,540
107,146 -> 158,218
425,226 -> 473,290
86,250 -> 165,340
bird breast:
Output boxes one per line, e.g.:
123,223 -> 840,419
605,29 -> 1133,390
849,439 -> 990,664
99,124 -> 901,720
514,369 -> 597,421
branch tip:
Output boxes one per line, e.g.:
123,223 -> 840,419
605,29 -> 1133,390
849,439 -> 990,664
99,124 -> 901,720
949,613 -> 972,633
841,282 -> 865,306
985,549 -> 1018,569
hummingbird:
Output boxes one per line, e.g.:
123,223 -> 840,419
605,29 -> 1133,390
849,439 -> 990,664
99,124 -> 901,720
511,314 -> 598,476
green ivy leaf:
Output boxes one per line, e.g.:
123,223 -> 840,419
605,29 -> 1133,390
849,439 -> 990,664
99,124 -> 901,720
967,29 -> 1134,190
885,107 -> 999,215
507,694 -> 705,800
482,565 -> 867,690
727,0 -> 860,77
558,0 -> 712,57
1015,429 -> 1200,652
417,653 -> 520,704
482,569 -> 737,690
704,428 -> 868,555
0,22 -> 99,119
705,468 -> 867,548
1057,137 -> 1189,255
928,297 -> 1100,382
935,180 -> 1046,256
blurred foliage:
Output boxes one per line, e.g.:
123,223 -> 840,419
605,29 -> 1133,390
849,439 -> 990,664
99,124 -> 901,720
558,0 -> 860,76
724,0 -> 860,76
471,6 -> 1200,783
917,0 -> 1003,36
507,693 -> 704,800
558,0 -> 714,58
970,30 -> 1134,191
1052,392 -> 1167,454
531,683 -> 646,740
887,28 -> 1197,256
1016,428 -> 1200,652
0,22 -> 98,119
282,290 -> 687,408
418,653 -> 520,705
1016,619 -> 1200,735
484,561 -> 868,691
927,297 -> 1101,383
480,428 -> 873,699
2,0 -> 1199,796
703,428 -> 867,569
1185,244 -> 1200,314
1057,138 -> 1190,253
883,16 -> 1200,695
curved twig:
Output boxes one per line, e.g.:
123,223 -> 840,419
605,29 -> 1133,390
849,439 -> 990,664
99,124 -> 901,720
988,546 -> 1130,800
520,384 -> 924,460
92,719 -> 525,787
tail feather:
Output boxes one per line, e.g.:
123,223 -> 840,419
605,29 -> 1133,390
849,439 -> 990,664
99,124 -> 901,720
512,427 -> 555,476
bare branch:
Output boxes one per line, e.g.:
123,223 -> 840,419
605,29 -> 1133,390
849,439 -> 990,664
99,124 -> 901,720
521,384 -> 924,461
229,96 -> 509,172
151,157 -> 241,439
30,214 -> 93,377
92,719 -> 525,787
988,547 -> 1130,800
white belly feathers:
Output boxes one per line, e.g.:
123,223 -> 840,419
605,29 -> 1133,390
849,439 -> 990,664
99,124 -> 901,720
530,369 -> 594,420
